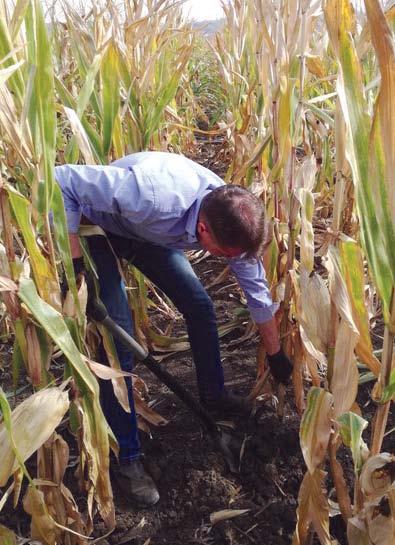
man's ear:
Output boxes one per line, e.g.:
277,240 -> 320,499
196,219 -> 209,237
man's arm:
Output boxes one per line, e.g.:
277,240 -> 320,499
228,256 -> 293,383
257,317 -> 280,355
69,233 -> 83,259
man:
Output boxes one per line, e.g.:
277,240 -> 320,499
55,151 -> 292,507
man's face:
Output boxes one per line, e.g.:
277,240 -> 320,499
197,220 -> 243,258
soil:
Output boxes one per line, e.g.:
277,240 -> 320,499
0,142 -> 394,544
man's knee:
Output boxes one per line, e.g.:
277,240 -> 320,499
181,288 -> 215,320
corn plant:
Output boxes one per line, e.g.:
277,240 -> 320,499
0,0 -> 193,541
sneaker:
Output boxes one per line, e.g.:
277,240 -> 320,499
202,391 -> 252,418
112,459 -> 160,507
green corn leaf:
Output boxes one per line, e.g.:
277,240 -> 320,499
0,8 -> 24,106
101,43 -> 120,157
325,0 -> 395,326
339,237 -> 381,375
17,277 -> 96,394
7,185 -> 59,309
337,411 -> 369,473
51,182 -> 79,306
25,0 -> 56,215
55,76 -> 104,163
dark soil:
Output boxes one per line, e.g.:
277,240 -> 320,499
88,253 -> 304,545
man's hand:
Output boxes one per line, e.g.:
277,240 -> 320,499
62,258 -> 97,316
267,348 -> 293,384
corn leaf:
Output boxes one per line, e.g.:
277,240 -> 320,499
325,0 -> 395,327
339,238 -> 381,375
25,0 -> 56,215
101,43 -> 120,157
0,525 -> 17,545
337,412 -> 369,474
300,387 -> 333,474
292,469 -> 332,545
331,320 -> 359,416
0,386 -> 69,486
7,185 -> 59,309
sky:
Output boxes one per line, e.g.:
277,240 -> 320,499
183,0 -> 225,21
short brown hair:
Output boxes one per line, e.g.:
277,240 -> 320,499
200,185 -> 265,257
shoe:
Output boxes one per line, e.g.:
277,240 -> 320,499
112,459 -> 160,507
202,390 -> 252,418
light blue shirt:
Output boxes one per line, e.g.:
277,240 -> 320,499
55,151 -> 278,323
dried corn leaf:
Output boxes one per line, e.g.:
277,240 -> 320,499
292,469 -> 332,545
23,486 -> 58,545
326,246 -> 358,334
63,106 -> 96,164
210,509 -> 250,525
331,320 -> 359,416
360,453 -> 395,499
38,433 -> 86,544
300,387 -> 333,474
299,271 -> 331,356
0,387 -> 69,487
133,390 -> 169,427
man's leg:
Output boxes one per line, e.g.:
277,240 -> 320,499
86,235 -> 159,506
130,243 -> 225,402
87,235 -> 141,461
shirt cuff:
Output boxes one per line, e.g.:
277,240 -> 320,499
249,302 -> 279,324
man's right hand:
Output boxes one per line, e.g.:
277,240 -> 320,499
267,348 -> 293,385
62,258 -> 97,316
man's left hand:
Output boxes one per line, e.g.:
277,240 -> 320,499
267,348 -> 293,384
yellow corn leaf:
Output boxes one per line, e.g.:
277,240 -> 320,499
331,320 -> 359,416
326,246 -> 358,334
300,387 -> 333,474
339,238 -> 381,375
292,469 -> 332,545
7,186 -> 60,310
299,270 -> 331,354
0,387 -> 69,487
298,190 -> 315,273
305,55 -> 326,78
0,525 -> 17,544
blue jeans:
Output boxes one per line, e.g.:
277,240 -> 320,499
87,234 -> 225,462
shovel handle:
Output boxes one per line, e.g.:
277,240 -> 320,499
90,300 -> 219,434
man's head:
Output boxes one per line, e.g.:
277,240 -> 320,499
197,185 -> 265,258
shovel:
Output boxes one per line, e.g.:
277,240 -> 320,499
89,299 -> 239,473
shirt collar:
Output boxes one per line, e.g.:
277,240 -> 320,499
184,189 -> 211,244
